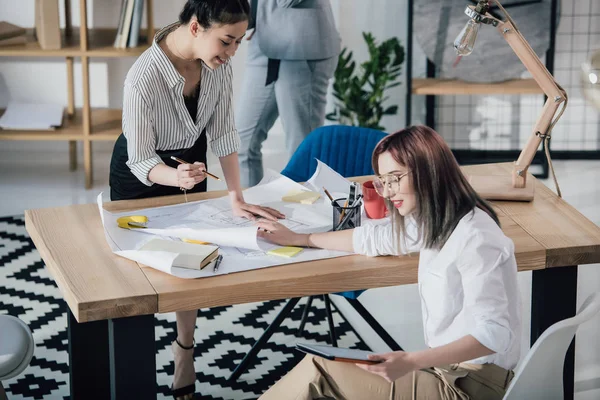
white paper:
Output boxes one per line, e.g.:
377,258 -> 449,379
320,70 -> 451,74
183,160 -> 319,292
97,169 -> 355,279
305,159 -> 353,198
0,102 -> 64,130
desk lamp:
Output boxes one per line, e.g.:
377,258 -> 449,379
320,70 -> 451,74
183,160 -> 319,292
453,0 -> 567,201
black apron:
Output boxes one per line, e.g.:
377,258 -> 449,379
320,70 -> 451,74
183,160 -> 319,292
109,130 -> 207,201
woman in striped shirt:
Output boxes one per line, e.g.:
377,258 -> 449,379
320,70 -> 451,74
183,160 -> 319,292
109,1 -> 283,398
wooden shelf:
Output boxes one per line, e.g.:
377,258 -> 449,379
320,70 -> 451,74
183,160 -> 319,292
0,28 -> 150,58
411,78 -> 543,95
88,108 -> 123,140
0,108 -> 122,141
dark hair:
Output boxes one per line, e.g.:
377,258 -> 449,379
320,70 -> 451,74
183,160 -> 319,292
372,125 -> 499,250
179,0 -> 250,30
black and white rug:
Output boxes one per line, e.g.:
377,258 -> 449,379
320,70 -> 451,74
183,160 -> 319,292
0,216 -> 370,400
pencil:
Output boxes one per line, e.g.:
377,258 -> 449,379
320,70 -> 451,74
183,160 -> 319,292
170,156 -> 221,181
339,199 -> 349,224
322,187 -> 334,202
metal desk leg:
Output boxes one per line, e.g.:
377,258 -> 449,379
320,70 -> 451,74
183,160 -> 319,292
228,297 -> 301,382
68,310 -> 110,400
108,314 -> 156,399
531,266 -> 578,400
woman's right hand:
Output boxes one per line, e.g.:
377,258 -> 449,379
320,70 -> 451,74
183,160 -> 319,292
256,219 -> 307,247
177,162 -> 206,189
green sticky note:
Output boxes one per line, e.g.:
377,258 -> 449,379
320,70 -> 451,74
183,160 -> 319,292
267,246 -> 304,258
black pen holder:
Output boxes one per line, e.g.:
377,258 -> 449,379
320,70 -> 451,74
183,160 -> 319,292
332,198 -> 362,231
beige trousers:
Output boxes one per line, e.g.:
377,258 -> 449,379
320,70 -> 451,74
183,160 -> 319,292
259,355 -> 514,400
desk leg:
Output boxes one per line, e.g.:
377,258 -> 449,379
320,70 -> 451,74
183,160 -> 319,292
108,315 -> 156,399
68,310 -> 110,400
228,297 -> 301,382
531,266 -> 577,400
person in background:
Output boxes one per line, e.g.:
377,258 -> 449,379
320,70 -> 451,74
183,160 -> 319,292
255,125 -> 521,400
236,0 -> 341,187
108,1 -> 284,398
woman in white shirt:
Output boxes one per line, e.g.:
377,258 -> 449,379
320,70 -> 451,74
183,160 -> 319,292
255,125 -> 521,400
109,1 -> 283,399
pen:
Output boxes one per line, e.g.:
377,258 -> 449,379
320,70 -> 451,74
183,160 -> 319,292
170,156 -> 221,181
213,254 -> 223,273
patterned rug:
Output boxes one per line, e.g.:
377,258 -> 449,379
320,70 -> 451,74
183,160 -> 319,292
0,215 -> 370,400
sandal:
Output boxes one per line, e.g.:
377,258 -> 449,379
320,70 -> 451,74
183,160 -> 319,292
170,338 -> 196,400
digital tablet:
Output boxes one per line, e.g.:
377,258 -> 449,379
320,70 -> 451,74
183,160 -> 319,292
295,343 -> 382,365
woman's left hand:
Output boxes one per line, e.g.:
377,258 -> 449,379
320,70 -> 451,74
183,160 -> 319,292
232,200 -> 285,221
356,351 -> 417,382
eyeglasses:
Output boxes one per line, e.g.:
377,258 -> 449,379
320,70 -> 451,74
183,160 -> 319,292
373,171 -> 410,198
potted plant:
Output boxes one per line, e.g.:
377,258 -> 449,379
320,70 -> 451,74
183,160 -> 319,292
327,32 -> 405,131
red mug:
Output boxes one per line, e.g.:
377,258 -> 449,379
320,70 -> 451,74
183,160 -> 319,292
362,180 -> 387,219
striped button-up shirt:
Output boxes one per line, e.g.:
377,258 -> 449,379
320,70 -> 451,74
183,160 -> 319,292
122,23 -> 239,186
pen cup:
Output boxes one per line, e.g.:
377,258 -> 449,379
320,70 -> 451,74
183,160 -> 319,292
332,198 -> 362,231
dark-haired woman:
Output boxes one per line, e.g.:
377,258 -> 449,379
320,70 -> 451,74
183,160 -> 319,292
256,126 -> 521,400
109,1 -> 284,398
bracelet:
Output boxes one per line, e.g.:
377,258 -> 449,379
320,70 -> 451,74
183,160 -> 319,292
305,234 -> 312,248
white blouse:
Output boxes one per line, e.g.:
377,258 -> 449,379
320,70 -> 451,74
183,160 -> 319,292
122,23 -> 240,186
353,208 -> 521,370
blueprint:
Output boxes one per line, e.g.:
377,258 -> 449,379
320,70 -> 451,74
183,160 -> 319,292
98,165 -> 361,279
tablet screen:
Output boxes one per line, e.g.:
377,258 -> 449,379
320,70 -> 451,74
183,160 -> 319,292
296,343 -> 377,363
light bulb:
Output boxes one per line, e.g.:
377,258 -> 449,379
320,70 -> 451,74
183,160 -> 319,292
454,19 -> 480,56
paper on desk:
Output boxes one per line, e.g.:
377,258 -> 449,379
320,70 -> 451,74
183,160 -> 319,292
305,159 -> 353,198
97,169 -> 353,279
0,102 -> 64,130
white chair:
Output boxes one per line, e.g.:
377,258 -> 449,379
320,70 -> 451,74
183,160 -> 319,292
0,315 -> 35,400
504,292 -> 600,400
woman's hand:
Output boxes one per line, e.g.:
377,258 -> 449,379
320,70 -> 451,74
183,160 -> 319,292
177,162 -> 206,190
231,200 -> 285,221
255,219 -> 307,247
356,351 -> 418,382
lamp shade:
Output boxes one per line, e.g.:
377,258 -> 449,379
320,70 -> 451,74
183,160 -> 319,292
581,50 -> 600,110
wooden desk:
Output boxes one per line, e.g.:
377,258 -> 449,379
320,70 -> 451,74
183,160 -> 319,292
25,163 -> 600,400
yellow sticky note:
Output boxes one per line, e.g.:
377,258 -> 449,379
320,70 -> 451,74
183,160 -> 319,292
183,238 -> 211,245
282,190 -> 321,204
267,246 -> 304,258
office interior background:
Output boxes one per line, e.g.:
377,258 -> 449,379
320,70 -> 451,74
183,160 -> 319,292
0,0 -> 599,399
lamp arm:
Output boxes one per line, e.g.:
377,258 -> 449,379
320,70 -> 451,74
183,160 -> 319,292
488,0 -> 568,194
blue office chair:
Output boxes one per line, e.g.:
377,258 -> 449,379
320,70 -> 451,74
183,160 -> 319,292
228,125 -> 402,382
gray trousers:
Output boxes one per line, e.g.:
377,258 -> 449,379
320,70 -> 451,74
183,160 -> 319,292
236,41 -> 337,187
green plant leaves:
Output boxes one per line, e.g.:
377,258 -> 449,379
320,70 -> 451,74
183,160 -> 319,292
329,32 -> 405,130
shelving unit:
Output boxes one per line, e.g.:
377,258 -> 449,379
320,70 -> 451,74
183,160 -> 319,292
0,0 -> 155,188
411,78 -> 542,96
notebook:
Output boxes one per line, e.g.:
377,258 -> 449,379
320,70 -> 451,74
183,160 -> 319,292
139,239 -> 219,270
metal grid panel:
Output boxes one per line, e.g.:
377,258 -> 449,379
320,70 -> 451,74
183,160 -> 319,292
428,0 -> 600,151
